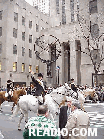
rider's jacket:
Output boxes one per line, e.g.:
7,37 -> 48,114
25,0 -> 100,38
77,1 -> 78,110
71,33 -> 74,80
7,80 -> 13,93
71,83 -> 77,92
31,75 -> 45,96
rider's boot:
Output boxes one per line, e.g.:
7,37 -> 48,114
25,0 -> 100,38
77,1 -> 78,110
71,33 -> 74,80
43,96 -> 45,104
38,100 -> 43,105
8,95 -> 11,101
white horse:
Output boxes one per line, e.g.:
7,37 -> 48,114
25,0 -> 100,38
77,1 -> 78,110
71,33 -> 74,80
64,83 -> 85,110
10,94 -> 58,130
50,83 -> 85,110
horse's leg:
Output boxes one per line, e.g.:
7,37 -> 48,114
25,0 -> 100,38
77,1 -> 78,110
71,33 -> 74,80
80,102 -> 85,112
24,111 -> 28,123
0,105 -> 2,112
11,102 -> 15,112
49,113 -> 54,121
18,113 -> 24,131
0,101 -> 3,112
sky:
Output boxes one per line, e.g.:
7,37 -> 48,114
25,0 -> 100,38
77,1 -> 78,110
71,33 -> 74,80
25,0 -> 33,6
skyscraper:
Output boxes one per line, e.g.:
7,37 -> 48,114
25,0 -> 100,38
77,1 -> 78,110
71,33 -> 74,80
33,0 -> 50,15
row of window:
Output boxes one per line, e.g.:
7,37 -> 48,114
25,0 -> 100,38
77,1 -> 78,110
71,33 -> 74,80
0,62 -> 32,72
0,61 -> 50,77
13,28 -> 33,43
13,45 -> 32,58
14,13 -> 39,31
0,27 -> 33,43
0,11 -> 39,32
0,42 -> 33,58
13,62 -> 32,72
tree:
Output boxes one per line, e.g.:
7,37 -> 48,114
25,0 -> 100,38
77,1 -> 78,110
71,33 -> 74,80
75,0 -> 104,86
76,1 -> 104,75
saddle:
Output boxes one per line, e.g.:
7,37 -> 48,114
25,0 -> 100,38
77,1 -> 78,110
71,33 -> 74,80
5,90 -> 13,101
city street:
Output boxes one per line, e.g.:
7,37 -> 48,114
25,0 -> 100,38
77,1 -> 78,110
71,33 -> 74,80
0,101 -> 104,139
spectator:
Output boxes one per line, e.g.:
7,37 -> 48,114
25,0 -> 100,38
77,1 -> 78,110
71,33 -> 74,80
64,102 -> 90,139
23,105 -> 59,139
59,97 -> 72,139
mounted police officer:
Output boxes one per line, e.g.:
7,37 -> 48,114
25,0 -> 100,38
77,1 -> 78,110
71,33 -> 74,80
6,79 -> 14,100
30,71 -> 46,104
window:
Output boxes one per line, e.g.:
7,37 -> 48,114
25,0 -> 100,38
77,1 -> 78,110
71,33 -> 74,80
22,16 -> 25,25
13,28 -> 17,38
22,63 -> 25,72
0,62 -> 1,71
29,49 -> 32,58
13,44 -> 17,54
29,35 -> 32,43
36,65 -> 39,73
14,12 -> 18,22
47,65 -> 52,77
13,62 -> 17,72
89,0 -> 97,14
29,65 -> 32,72
22,47 -> 25,56
29,21 -> 32,28
0,11 -> 2,20
56,0 -> 59,14
22,32 -> 25,41
70,0 -> 74,22
91,49 -> 100,64
62,0 -> 66,24
0,27 -> 2,37
91,24 -> 99,39
0,42 -> 2,54
34,44 -> 35,51
36,24 -> 39,32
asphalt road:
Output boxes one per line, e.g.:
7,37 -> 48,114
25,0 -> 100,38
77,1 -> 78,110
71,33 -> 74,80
0,101 -> 104,139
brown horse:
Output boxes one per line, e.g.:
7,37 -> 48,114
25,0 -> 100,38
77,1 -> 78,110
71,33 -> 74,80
0,89 -> 26,112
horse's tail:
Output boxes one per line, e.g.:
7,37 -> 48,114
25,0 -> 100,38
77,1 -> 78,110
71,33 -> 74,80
10,102 -> 20,119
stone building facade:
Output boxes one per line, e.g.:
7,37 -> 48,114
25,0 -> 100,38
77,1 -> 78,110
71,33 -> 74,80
40,0 -> 104,87
0,0 -> 50,87
0,0 -> 104,87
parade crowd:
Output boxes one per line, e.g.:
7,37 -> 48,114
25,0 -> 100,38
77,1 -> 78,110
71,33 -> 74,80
0,72 -> 103,139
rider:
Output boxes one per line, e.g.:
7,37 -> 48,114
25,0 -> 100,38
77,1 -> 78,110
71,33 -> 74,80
7,79 -> 14,100
70,78 -> 78,99
30,71 -> 46,104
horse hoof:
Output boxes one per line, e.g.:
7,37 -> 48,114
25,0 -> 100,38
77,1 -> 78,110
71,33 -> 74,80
11,110 -> 13,114
18,128 -> 21,131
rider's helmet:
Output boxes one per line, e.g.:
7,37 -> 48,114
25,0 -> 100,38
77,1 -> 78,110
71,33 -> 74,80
7,79 -> 12,84
38,73 -> 43,78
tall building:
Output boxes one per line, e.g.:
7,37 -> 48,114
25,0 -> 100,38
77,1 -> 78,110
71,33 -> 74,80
33,0 -> 50,15
0,0 -> 50,87
0,0 -> 104,87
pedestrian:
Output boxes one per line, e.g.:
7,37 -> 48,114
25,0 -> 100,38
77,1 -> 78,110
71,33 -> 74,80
59,97 -> 72,139
23,105 -> 59,139
30,71 -> 46,104
64,102 -> 90,139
